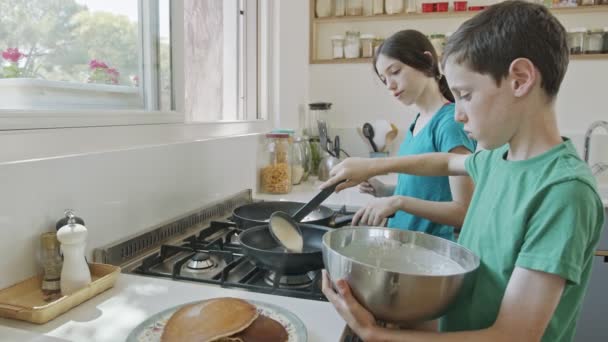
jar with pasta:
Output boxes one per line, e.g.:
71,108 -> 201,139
261,133 -> 292,194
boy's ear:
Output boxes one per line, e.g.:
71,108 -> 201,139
508,58 -> 537,98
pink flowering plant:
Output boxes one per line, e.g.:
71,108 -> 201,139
88,59 -> 120,85
1,48 -> 26,78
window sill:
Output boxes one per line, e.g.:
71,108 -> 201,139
0,119 -> 272,165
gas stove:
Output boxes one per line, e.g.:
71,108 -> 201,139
93,190 -> 354,302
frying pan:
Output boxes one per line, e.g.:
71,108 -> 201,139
232,201 -> 352,229
238,223 -> 331,275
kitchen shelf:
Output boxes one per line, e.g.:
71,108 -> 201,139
311,54 -> 608,64
313,5 -> 608,23
309,0 -> 608,63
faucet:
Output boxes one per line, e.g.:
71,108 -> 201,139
583,120 -> 608,176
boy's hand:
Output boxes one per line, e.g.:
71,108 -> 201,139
321,157 -> 378,192
321,270 -> 378,341
353,197 -> 401,226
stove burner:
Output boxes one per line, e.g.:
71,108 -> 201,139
186,252 -> 215,270
264,271 -> 317,289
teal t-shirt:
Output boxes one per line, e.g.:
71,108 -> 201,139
387,103 -> 476,241
440,139 -> 605,342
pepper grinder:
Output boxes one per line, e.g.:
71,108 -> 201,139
56,209 -> 91,295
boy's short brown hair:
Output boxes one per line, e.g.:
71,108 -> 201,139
442,0 -> 569,98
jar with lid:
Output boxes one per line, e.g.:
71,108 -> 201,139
578,0 -> 598,5
373,37 -> 385,56
335,0 -> 346,16
361,34 -> 376,58
567,28 -> 586,54
40,232 -> 62,302
585,29 -> 604,54
347,0 -> 364,15
261,133 -> 292,194
316,0 -> 333,17
306,102 -> 332,137
429,34 -> 446,57
292,136 -> 309,184
385,0 -> 404,14
373,0 -> 384,14
331,35 -> 345,59
344,31 -> 361,58
406,0 -> 417,13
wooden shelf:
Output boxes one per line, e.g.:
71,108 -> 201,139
313,5 -> 608,23
311,54 -> 608,64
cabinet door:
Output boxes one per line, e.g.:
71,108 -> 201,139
575,256 -> 608,342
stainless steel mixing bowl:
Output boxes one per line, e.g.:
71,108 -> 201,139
322,227 -> 480,324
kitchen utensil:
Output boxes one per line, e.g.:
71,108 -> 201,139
382,125 -> 399,152
318,120 -> 330,154
239,223 -> 331,275
334,135 -> 340,159
126,299 -> 307,342
370,120 -> 391,152
318,155 -> 341,182
322,227 -> 480,323
362,123 -> 378,152
269,211 -> 304,253
232,201 -> 352,229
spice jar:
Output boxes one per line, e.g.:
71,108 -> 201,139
292,136 -> 308,185
363,0 -> 374,15
429,34 -> 446,56
331,35 -> 345,59
373,37 -> 385,56
344,31 -> 361,58
406,0 -> 417,13
568,28 -> 586,55
40,232 -> 62,302
335,0 -> 346,16
385,0 -> 404,14
586,29 -> 604,54
316,0 -> 332,17
361,34 -> 376,58
347,0 -> 364,15
373,0 -> 384,14
261,133 -> 292,194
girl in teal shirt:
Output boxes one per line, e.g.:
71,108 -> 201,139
356,30 -> 476,241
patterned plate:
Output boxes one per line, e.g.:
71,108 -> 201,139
126,298 -> 308,342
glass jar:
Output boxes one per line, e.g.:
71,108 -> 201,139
363,0 -> 374,15
385,0 -> 404,14
568,28 -> 586,55
578,0 -> 597,5
373,0 -> 384,14
309,138 -> 323,176
331,35 -> 345,59
429,34 -> 446,57
347,0 -> 364,15
335,0 -> 346,16
344,31 -> 361,58
292,136 -> 309,185
406,0 -> 417,13
373,37 -> 385,56
261,133 -> 292,194
586,29 -> 604,54
306,102 -> 332,137
361,34 -> 376,58
316,0 -> 333,17
40,232 -> 62,302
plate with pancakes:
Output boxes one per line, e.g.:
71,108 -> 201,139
127,297 -> 307,342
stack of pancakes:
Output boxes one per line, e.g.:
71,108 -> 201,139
161,297 -> 289,342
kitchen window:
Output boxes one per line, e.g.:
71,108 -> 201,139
0,0 -> 266,130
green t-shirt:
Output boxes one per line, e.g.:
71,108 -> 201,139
440,139 -> 605,342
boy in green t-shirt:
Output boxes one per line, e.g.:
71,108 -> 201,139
320,1 -> 605,341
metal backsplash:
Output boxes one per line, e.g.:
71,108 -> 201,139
93,190 -> 252,268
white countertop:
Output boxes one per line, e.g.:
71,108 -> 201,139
0,274 -> 345,342
255,174 -> 398,211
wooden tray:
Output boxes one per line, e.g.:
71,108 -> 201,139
0,263 -> 120,324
